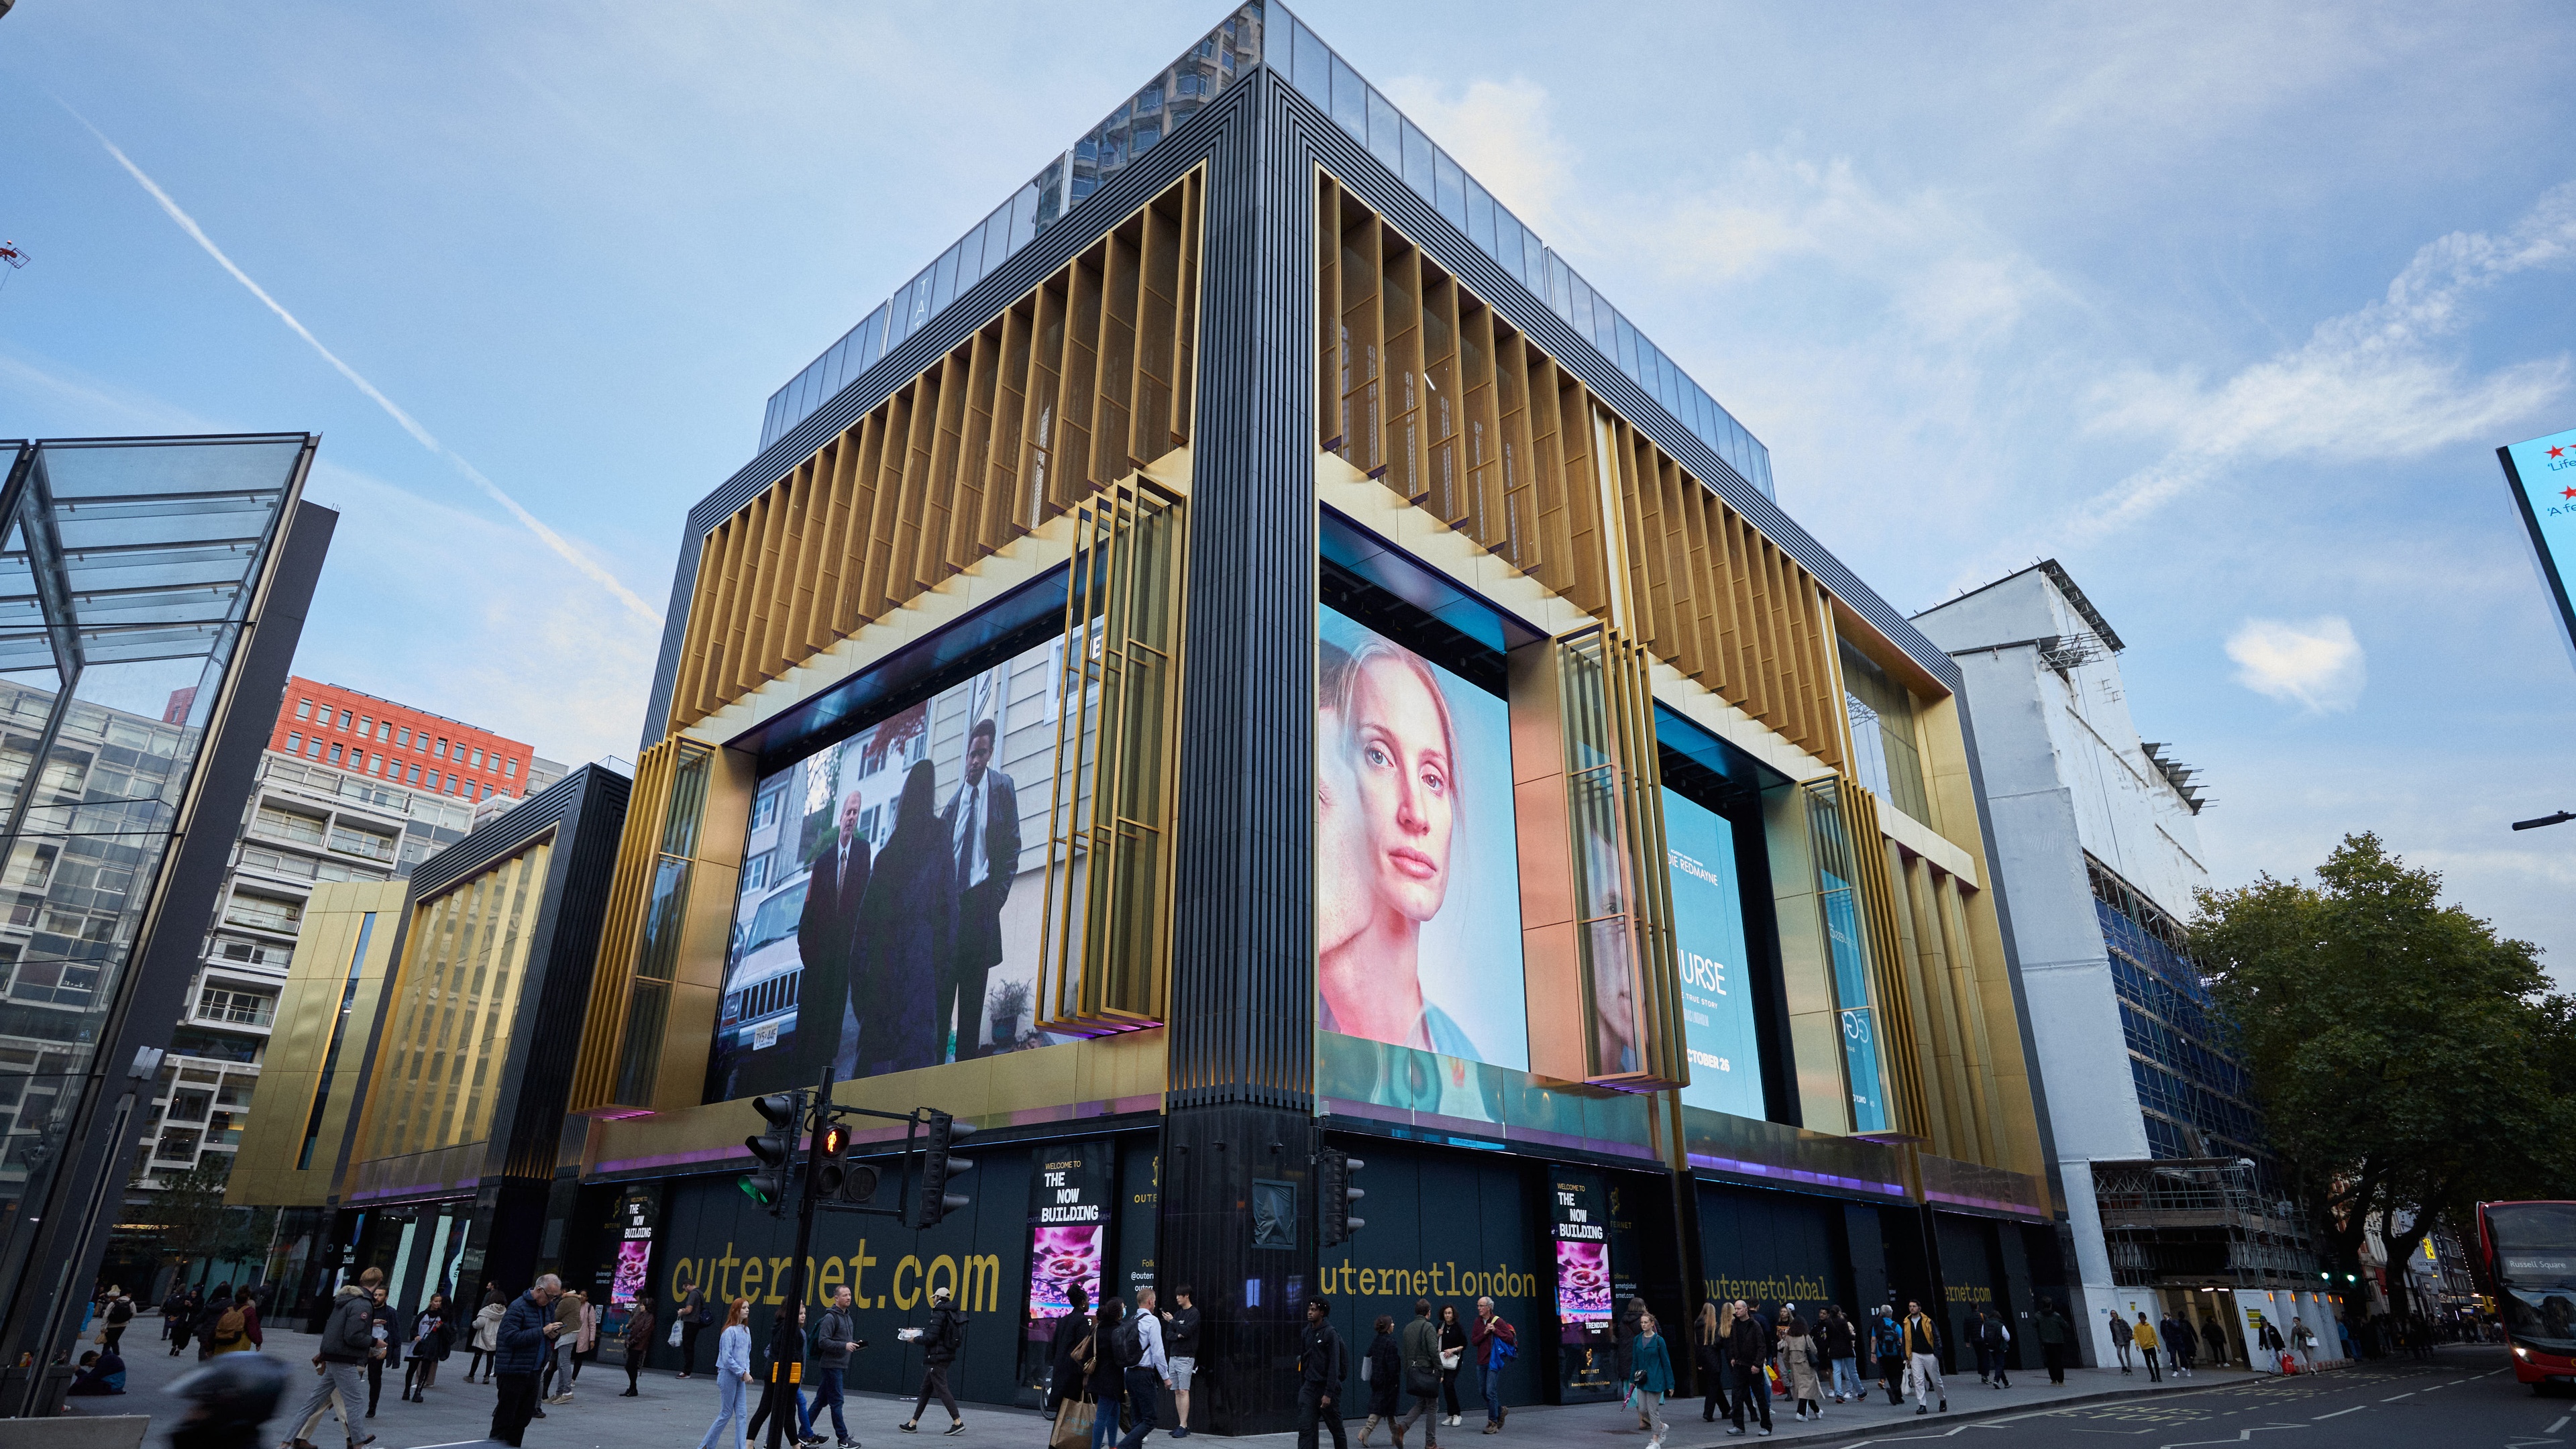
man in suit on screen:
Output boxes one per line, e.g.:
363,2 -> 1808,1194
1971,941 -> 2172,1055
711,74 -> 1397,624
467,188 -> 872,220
940,717 -> 1020,1060
797,788 -> 869,1074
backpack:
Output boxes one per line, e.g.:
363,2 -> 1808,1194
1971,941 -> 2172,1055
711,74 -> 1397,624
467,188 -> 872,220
1112,1316 -> 1144,1368
215,1307 -> 246,1344
1488,1324 -> 1517,1371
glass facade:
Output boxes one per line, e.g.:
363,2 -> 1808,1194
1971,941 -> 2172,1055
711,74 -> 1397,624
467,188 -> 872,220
759,2 -> 1776,506
1840,641 -> 1931,824
759,5 -> 1266,450
2090,858 -> 2263,1163
0,433 -> 305,1332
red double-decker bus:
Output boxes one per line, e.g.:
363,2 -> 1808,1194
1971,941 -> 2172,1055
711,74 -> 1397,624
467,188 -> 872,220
2476,1201 -> 2576,1389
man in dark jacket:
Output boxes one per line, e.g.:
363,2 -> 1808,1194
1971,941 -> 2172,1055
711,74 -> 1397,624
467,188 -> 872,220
1163,1285 -> 1201,1438
1724,1300 -> 1772,1435
1296,1297 -> 1347,1449
899,1285 -> 968,1435
1395,1298 -> 1443,1448
798,790 -> 871,1072
810,1284 -> 863,1448
490,1274 -> 565,1448
2033,1300 -> 2073,1385
284,1269 -> 382,1449
938,718 -> 1021,1062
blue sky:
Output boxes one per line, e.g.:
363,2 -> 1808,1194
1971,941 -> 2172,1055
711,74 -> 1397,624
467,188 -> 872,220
5,1 -> 2574,981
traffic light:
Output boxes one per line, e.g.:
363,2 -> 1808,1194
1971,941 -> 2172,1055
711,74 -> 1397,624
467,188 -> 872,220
739,1091 -> 799,1211
915,1110 -> 975,1228
1320,1146 -> 1365,1246
835,1159 -> 881,1208
812,1121 -> 851,1199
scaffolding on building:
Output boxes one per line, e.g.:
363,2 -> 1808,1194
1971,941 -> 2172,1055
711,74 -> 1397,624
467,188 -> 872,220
2092,1157 -> 2319,1292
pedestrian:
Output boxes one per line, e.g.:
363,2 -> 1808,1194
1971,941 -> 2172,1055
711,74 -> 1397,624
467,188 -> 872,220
1295,1297 -> 1348,1449
205,1287 -> 255,1357
1615,1296 -> 1649,1432
1434,1303 -> 1466,1428
164,1285 -> 192,1354
1721,1301 -> 1771,1437
101,1288 -> 134,1354
2130,1313 -> 2161,1383
2290,1318 -> 2316,1369
358,1287 -> 400,1416
574,1291 -> 599,1384
1166,1284 -> 1203,1438
900,1282 -> 970,1435
1774,1307 -> 1820,1421
66,1348 -> 126,1397
1114,1285 -> 1172,1448
1087,1298 -> 1130,1449
1900,1299 -> 1946,1415
808,1284 -> 864,1446
1693,1302 -> 1729,1424
2033,1298 -> 2072,1385
1395,1297 -> 1442,1448
676,1271 -> 710,1379
2199,1316 -> 2226,1371
1359,1315 -> 1400,1446
744,1303 -> 814,1447
1468,1295 -> 1515,1435
622,1296 -> 655,1399
470,1295 -> 506,1383
1629,1311 -> 1674,1449
404,1293 -> 452,1401
2159,1311 -> 2188,1377
2336,1317 -> 2354,1362
694,1298 -> 754,1449
1819,1306 -> 1860,1405
2106,1309 -> 2133,1374
1976,1307 -> 2010,1389
542,1287 -> 583,1403
1871,1305 -> 1904,1406
195,1283 -> 235,1362
1048,1285 -> 1093,1421
491,1274 -> 569,1448
282,1267 -> 382,1449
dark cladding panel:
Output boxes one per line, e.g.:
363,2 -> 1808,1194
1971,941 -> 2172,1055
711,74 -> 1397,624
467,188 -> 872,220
1695,1180 -> 1851,1313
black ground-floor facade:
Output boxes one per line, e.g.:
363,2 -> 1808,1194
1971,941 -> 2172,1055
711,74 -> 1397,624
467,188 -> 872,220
536,1118 -> 2065,1430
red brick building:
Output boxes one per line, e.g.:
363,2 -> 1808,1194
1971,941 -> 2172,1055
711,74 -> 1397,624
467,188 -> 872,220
270,675 -> 534,802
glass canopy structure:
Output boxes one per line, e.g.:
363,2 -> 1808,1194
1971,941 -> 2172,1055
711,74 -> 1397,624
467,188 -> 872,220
0,433 -> 316,1406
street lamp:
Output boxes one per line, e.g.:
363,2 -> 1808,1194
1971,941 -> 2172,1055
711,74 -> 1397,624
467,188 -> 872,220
2512,810 -> 2575,831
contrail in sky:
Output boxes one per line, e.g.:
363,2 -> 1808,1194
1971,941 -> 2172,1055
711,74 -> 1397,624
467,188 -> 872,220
69,107 -> 663,627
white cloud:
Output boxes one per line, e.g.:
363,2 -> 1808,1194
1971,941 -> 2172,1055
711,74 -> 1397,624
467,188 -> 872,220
2225,616 -> 2367,713
2061,182 -> 2576,544
1376,75 -> 1578,246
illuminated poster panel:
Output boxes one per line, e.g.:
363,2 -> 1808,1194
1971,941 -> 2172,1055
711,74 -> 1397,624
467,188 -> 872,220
706,637 -> 1070,1102
2500,425 -> 2576,661
1660,788 -> 1764,1119
1315,605 -> 1527,1072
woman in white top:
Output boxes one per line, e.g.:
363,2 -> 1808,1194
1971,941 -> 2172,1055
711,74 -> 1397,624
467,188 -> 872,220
696,1299 -> 754,1449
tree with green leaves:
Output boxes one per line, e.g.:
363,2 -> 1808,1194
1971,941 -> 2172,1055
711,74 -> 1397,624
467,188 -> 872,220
125,1159 -> 276,1284
2192,832 -> 2576,1320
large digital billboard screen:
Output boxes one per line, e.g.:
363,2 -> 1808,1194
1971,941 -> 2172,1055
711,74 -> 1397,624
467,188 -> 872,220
1315,605 -> 1527,1073
706,637 -> 1068,1102
2502,425 -> 2576,660
1662,787 -> 1765,1118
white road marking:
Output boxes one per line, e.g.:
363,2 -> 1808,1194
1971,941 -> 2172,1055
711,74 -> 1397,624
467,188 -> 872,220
2311,1405 -> 2363,1420
2381,1391 -> 2414,1401
2153,1426 -> 2308,1447
2550,1415 -> 2573,1434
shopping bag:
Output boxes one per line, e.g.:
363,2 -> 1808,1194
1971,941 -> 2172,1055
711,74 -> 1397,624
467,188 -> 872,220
1051,1395 -> 1097,1449
2279,1352 -> 2299,1376
667,1320 -> 684,1347
1766,1364 -> 1787,1396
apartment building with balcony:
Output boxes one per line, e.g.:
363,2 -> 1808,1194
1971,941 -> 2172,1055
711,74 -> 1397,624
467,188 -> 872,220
132,682 -> 540,1193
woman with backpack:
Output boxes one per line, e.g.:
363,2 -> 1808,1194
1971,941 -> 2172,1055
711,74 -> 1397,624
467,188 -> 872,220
1359,1314 -> 1400,1445
1085,1298 -> 1128,1449
405,1293 -> 454,1401
100,1289 -> 135,1354
1976,1307 -> 2010,1389
205,1288 -> 256,1356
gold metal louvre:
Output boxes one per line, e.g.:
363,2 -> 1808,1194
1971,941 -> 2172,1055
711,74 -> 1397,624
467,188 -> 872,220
1316,172 -> 1845,772
669,170 -> 1205,733
1833,777 -> 1931,1143
1560,627 -> 1688,1090
569,737 -> 716,1116
1036,473 -> 1189,1034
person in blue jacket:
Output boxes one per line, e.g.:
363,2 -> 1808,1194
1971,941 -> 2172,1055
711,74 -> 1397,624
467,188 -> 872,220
1629,1311 -> 1675,1449
490,1274 -> 567,1448
697,1298 -> 755,1449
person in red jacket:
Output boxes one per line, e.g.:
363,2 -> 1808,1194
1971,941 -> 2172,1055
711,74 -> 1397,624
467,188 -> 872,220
1469,1297 -> 1516,1434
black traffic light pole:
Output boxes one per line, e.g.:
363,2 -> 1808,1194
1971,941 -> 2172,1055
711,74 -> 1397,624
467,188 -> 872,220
747,1066 -> 978,1449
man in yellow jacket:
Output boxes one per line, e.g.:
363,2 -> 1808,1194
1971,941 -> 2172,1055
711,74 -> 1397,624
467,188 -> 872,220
1900,1301 -> 1946,1415
2131,1313 -> 2161,1383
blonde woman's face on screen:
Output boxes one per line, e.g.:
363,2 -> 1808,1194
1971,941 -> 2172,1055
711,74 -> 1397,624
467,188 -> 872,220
1347,655 -> 1454,923
1316,699 -> 1368,957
